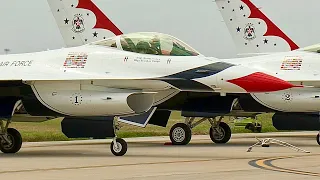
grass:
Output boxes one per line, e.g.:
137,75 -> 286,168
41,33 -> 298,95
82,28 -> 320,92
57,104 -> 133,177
10,112 -> 278,142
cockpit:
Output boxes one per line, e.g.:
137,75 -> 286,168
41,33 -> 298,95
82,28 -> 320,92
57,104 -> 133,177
90,32 -> 200,56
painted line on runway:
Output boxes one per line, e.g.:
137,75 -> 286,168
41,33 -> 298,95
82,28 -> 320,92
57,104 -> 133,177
0,159 -> 216,174
0,157 -> 256,174
249,155 -> 320,177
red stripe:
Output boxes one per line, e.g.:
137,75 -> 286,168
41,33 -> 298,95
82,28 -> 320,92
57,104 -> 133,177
227,72 -> 299,92
77,0 -> 123,35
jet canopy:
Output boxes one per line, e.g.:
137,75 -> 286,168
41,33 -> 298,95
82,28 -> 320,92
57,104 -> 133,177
91,32 -> 200,56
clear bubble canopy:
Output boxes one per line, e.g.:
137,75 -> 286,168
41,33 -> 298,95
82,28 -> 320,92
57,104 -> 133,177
91,32 -> 200,56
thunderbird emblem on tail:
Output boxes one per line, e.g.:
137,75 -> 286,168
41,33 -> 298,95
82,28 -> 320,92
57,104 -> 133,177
243,23 -> 256,40
72,14 -> 85,33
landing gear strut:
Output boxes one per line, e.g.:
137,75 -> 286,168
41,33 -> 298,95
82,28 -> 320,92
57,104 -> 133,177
110,117 -> 127,156
317,132 -> 320,145
0,120 -> 22,153
169,116 -> 231,145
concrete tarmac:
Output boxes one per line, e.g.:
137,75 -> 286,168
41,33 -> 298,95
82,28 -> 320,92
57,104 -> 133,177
0,132 -> 320,180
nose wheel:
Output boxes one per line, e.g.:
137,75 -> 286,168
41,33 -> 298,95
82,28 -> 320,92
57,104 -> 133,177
110,117 -> 128,156
110,138 -> 127,156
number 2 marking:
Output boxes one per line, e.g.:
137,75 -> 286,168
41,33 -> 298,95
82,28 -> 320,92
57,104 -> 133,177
285,94 -> 291,100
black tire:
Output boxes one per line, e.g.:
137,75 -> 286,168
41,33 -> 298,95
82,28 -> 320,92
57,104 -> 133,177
317,134 -> 320,145
169,123 -> 192,145
245,123 -> 255,132
110,138 -> 127,156
0,128 -> 22,154
209,122 -> 231,144
245,123 -> 262,133
255,123 -> 262,133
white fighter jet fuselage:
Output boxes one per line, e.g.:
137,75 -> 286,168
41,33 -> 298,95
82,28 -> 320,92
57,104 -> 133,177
0,32 -> 298,118
1,0 -> 320,156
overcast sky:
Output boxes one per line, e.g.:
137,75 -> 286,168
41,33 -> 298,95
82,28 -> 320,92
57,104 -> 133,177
0,0 -> 319,58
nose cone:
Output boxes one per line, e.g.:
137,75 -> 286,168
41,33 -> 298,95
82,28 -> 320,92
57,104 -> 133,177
227,72 -> 300,92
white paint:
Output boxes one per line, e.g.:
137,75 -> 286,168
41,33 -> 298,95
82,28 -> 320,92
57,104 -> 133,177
252,88 -> 320,112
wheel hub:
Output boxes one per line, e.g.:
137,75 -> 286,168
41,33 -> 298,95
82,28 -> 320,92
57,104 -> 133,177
212,127 -> 225,141
172,127 -> 185,143
0,134 -> 14,150
113,142 -> 122,153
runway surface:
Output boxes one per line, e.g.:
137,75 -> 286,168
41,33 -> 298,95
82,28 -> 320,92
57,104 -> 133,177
0,132 -> 320,180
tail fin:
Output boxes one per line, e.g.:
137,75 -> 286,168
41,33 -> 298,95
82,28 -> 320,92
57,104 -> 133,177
47,0 -> 123,47
215,0 -> 299,55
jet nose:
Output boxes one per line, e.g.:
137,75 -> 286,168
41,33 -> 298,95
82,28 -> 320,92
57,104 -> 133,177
227,72 -> 300,92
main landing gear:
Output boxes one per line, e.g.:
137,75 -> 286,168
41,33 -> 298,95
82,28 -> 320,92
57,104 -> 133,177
0,120 -> 22,154
169,116 -> 231,145
110,117 -> 127,156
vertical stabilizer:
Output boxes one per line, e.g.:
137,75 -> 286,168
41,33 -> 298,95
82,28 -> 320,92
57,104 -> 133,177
47,0 -> 123,47
215,0 -> 299,55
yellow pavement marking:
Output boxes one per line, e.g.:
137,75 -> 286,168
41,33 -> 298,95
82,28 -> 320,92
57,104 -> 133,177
252,155 -> 320,177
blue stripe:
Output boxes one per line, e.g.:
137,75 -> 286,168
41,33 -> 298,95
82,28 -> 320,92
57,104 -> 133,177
155,62 -> 235,91
163,62 -> 234,80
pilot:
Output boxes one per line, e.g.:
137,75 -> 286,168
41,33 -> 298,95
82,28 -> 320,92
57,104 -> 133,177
149,36 -> 161,55
136,41 -> 159,55
121,38 -> 135,52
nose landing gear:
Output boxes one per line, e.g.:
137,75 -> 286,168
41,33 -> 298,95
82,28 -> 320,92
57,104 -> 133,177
111,137 -> 127,156
110,117 -> 127,156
